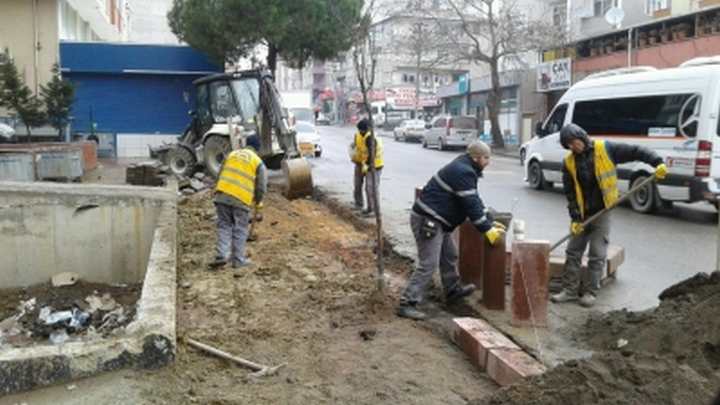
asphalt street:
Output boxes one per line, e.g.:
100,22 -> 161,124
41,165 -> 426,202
309,125 -> 718,311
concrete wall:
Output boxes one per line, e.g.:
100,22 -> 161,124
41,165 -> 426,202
0,182 -> 167,287
0,0 -> 59,95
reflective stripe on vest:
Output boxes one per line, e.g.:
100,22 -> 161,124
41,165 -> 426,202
564,140 -> 619,219
355,131 -> 384,168
216,148 -> 262,206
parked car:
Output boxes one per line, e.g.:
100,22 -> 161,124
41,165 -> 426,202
294,121 -> 322,157
524,60 -> 720,213
393,119 -> 426,142
519,136 -> 536,166
422,115 -> 478,150
0,123 -> 15,139
316,113 -> 331,126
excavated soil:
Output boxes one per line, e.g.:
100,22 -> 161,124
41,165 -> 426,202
135,188 -> 497,404
477,272 -> 720,405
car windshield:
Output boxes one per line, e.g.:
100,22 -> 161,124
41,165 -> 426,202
452,117 -> 477,129
290,108 -> 314,122
407,120 -> 424,126
295,122 -> 315,132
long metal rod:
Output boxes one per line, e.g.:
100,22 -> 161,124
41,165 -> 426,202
186,337 -> 265,371
550,175 -> 657,252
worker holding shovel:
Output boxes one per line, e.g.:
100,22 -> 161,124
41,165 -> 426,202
551,124 -> 668,307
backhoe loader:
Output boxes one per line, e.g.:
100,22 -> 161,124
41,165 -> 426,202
157,69 -> 312,199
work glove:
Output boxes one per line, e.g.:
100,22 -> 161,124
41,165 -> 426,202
655,163 -> 668,180
570,222 -> 584,236
254,203 -> 264,223
485,226 -> 506,246
492,221 -> 507,231
361,163 -> 369,174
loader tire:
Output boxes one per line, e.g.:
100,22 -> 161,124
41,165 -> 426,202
203,135 -> 230,178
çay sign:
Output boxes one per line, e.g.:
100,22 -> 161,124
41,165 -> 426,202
537,58 -> 572,92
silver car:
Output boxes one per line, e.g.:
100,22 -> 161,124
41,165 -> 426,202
393,119 -> 426,142
422,116 -> 478,150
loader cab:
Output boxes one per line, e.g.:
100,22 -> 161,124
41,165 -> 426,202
194,72 -> 261,135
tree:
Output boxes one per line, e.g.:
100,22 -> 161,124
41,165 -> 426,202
439,0 -> 563,148
41,64 -> 75,141
0,52 -> 46,142
349,0 -> 387,291
389,5 -> 456,118
168,0 -> 363,77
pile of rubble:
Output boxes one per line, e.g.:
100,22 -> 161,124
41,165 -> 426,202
0,278 -> 140,347
124,160 -> 214,197
178,171 -> 214,197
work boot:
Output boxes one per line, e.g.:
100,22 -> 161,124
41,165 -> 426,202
550,289 -> 578,303
361,209 -> 374,217
231,258 -> 253,269
396,304 -> 427,321
208,257 -> 227,270
579,292 -> 596,308
446,284 -> 476,304
351,204 -> 363,211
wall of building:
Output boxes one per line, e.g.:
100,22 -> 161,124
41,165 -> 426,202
0,0 -> 60,95
573,35 -> 720,75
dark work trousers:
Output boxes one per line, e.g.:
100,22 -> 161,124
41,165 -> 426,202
562,213 -> 610,295
353,163 -> 365,208
364,167 -> 382,213
215,202 -> 250,264
400,212 -> 460,305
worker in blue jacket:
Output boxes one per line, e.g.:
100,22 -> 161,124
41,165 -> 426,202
397,141 -> 506,320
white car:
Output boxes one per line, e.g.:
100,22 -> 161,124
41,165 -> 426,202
423,115 -> 478,150
393,119 -> 426,142
0,123 -> 15,139
295,121 -> 322,157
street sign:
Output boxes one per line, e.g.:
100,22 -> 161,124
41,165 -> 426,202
537,58 -> 572,92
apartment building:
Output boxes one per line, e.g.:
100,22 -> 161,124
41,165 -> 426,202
0,0 -> 130,96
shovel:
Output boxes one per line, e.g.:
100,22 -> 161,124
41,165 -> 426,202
550,174 -> 658,253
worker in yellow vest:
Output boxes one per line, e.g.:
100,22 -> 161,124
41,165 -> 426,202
209,135 -> 267,271
349,121 -> 367,211
551,124 -> 667,307
353,118 -> 384,216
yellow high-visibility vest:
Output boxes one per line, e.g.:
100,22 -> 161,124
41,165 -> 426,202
564,140 -> 619,219
355,131 -> 384,169
216,148 -> 263,206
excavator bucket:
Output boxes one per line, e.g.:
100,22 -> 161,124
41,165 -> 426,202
282,158 -> 313,199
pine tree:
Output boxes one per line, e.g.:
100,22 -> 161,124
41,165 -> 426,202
0,52 -> 46,142
41,64 -> 75,140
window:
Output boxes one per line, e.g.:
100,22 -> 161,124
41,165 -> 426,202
231,78 -> 260,122
553,2 -> 567,26
593,0 -> 614,17
433,118 -> 447,128
646,0 -> 669,14
196,84 -> 212,128
209,81 -> 239,123
543,104 -> 567,135
450,117 -> 477,129
572,94 -> 700,137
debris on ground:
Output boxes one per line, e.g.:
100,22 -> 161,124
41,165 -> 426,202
0,281 -> 141,347
51,272 -> 80,287
476,271 -> 720,405
125,160 -> 168,186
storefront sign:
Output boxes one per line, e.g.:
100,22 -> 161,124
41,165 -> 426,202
537,58 -> 572,92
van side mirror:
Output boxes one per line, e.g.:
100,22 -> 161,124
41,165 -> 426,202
535,121 -> 545,137
425,123 -> 432,129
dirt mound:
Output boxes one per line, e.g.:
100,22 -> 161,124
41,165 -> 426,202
478,271 -> 720,405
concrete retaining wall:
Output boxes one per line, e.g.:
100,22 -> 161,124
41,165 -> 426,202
0,181 -> 177,395
0,182 -> 164,287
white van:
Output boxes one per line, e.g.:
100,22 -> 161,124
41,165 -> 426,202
524,58 -> 720,213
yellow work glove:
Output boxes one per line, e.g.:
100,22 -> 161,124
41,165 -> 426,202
485,226 -> 506,246
570,222 -> 584,236
655,163 -> 668,180
492,221 -> 507,231
362,163 -> 369,174
254,203 -> 264,222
